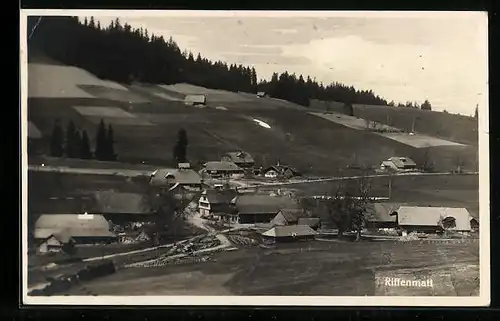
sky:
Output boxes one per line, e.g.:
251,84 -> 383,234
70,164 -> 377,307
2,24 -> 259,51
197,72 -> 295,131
94,11 -> 488,115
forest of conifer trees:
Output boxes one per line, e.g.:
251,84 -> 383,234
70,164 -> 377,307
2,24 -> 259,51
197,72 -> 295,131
28,16 -> 425,108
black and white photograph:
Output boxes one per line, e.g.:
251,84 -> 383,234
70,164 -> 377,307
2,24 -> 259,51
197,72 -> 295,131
21,10 -> 489,306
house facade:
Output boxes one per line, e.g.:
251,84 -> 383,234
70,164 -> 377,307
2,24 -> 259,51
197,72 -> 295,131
38,233 -> 75,254
198,189 -> 238,220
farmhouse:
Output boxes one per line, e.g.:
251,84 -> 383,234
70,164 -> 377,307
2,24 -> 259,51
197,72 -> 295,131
262,164 -> 301,179
198,189 -> 238,220
92,191 -> 156,224
203,161 -> 245,179
261,225 -> 317,243
34,213 -> 117,245
38,232 -> 75,254
364,203 -> 400,228
394,206 -> 475,233
380,157 -> 417,172
149,168 -> 203,191
226,194 -> 300,224
222,151 -> 255,169
184,94 -> 206,106
270,208 -> 302,226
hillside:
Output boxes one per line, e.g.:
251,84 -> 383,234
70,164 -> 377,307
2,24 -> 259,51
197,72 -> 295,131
310,99 -> 478,146
27,50 -> 478,176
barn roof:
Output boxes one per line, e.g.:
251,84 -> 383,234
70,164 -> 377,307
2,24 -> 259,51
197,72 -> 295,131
93,191 -> 153,214
225,151 -> 254,164
204,161 -> 243,172
278,208 -> 303,223
297,217 -> 321,228
364,203 -> 401,222
235,194 -> 299,214
387,157 -> 417,168
150,168 -> 202,186
262,225 -> 317,238
34,214 -> 116,239
396,206 -> 473,231
204,189 -> 238,204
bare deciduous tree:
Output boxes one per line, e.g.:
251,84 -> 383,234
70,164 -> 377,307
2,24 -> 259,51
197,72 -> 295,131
326,175 -> 373,241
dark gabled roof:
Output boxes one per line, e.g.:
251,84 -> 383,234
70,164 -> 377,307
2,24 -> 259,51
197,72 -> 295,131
204,161 -> 243,172
264,165 -> 300,175
150,168 -> 202,186
93,191 -> 154,214
262,225 -> 317,237
235,194 -> 299,215
387,157 -> 417,168
225,151 -> 255,164
364,203 -> 401,222
204,189 -> 238,204
49,230 -> 74,244
297,217 -> 321,227
278,208 -> 303,223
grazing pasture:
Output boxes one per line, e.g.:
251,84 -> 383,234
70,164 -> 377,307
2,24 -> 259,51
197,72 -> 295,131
59,240 -> 479,296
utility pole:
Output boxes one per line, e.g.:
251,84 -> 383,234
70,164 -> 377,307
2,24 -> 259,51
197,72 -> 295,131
388,175 -> 392,200
411,116 -> 416,133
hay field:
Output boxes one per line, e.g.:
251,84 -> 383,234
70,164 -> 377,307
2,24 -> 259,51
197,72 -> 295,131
309,100 -> 478,146
310,112 -> 466,148
60,240 -> 479,296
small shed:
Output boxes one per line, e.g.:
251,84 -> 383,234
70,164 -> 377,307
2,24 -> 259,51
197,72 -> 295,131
38,232 -> 75,254
184,94 -> 206,106
261,225 -> 317,243
257,92 -> 267,98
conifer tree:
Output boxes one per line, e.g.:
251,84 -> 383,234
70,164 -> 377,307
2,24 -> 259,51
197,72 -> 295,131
49,119 -> 64,157
65,120 -> 79,158
80,130 -> 92,159
106,124 -> 117,161
173,128 -> 188,163
95,119 -> 107,161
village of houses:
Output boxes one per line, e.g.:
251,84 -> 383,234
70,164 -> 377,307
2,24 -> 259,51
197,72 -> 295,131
31,148 -> 479,259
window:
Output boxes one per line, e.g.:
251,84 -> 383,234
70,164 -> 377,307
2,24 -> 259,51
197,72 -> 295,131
442,216 -> 457,229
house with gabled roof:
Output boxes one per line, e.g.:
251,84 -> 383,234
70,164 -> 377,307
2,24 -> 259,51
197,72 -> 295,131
38,232 -> 75,254
198,188 -> 238,219
270,208 -> 303,226
262,163 -> 301,179
261,225 -> 317,243
203,161 -> 245,179
380,157 -> 417,172
34,213 -> 117,245
149,168 -> 203,191
393,206 -> 475,234
222,151 -> 255,169
226,194 -> 300,224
